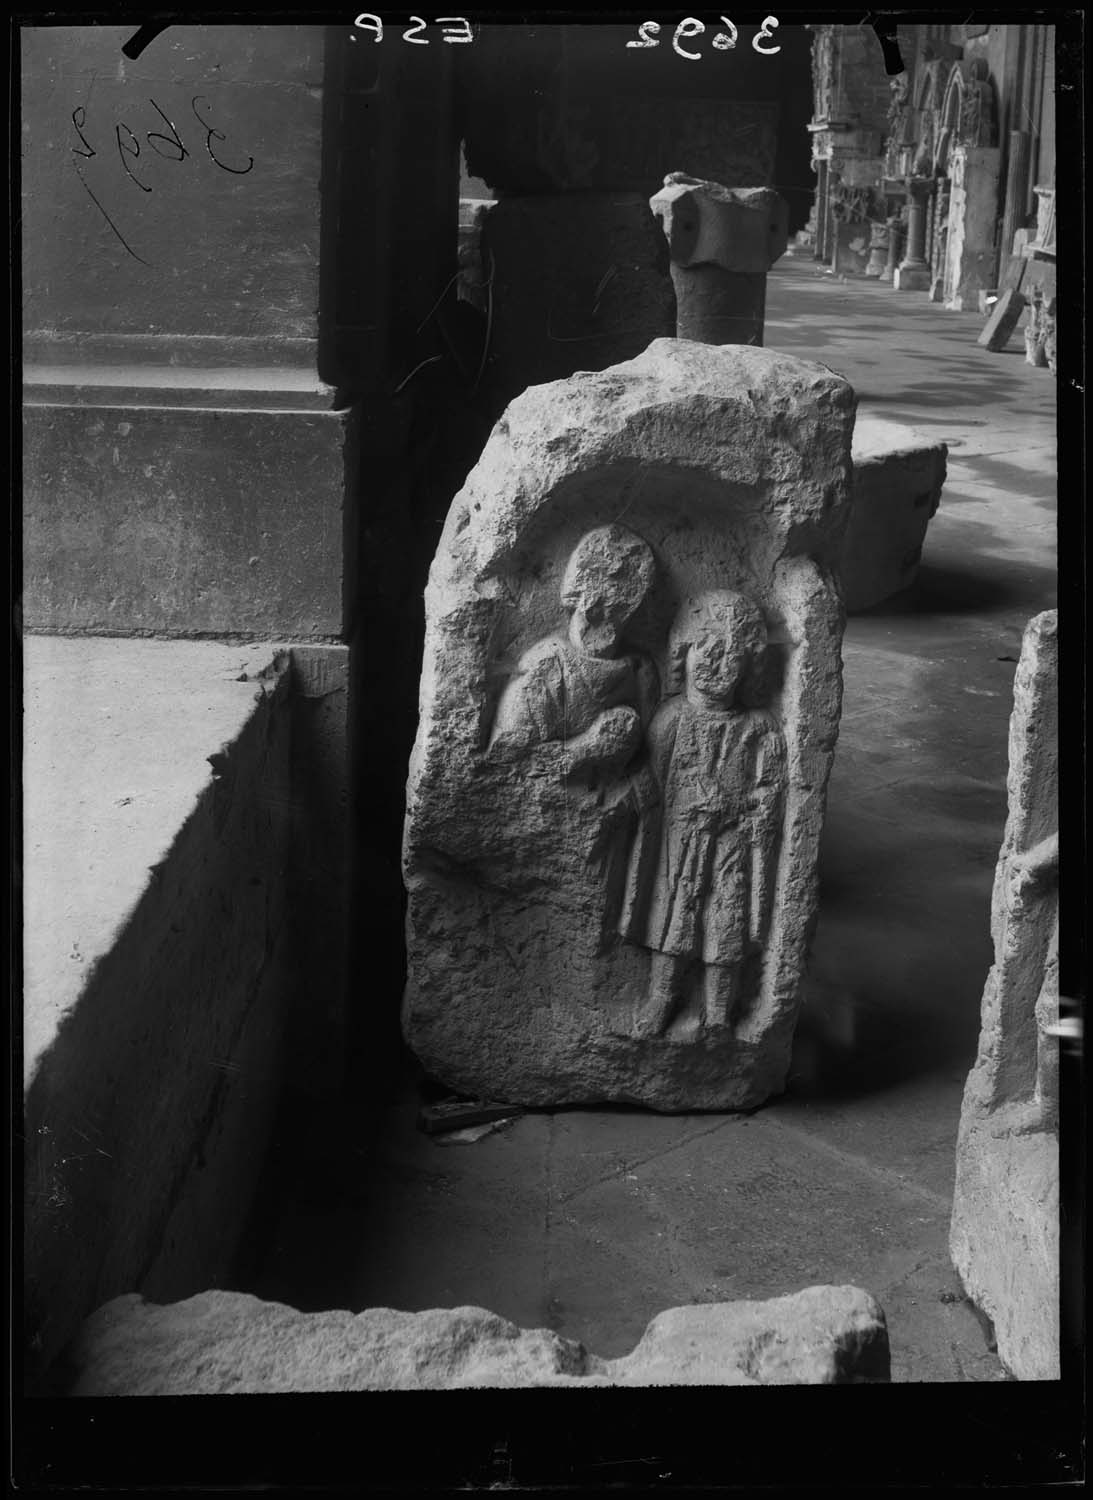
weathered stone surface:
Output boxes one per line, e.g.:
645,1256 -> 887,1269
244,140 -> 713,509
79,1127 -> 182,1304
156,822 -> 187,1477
478,194 -> 676,412
21,26 -> 325,361
66,1285 -> 889,1392
402,339 -> 855,1110
1024,283 -> 1057,373
842,419 -> 947,612
943,146 -> 1001,311
834,220 -> 873,278
22,390 -> 355,637
863,220 -> 889,278
23,641 -> 294,1385
978,287 -> 1026,351
650,177 -> 789,275
650,175 -> 788,347
950,610 -> 1059,1380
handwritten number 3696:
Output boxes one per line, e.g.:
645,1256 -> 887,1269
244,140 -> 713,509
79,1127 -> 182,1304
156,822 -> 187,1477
70,96 -> 254,190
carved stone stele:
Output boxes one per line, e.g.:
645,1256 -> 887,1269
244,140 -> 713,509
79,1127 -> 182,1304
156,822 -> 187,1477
402,340 -> 856,1110
950,611 -> 1059,1379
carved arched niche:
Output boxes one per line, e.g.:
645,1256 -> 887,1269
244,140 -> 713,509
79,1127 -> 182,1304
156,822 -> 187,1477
936,59 -> 997,173
911,57 -> 997,180
402,340 -> 856,1110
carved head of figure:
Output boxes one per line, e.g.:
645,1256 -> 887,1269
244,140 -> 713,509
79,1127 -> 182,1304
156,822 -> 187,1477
560,525 -> 657,658
669,591 -> 768,709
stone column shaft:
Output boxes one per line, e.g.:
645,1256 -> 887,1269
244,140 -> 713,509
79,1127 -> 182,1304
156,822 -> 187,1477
894,179 -> 932,290
1000,130 -> 1032,262
671,267 -> 768,347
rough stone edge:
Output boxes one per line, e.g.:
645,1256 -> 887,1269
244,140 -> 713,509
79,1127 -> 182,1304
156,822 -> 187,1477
66,1284 -> 890,1394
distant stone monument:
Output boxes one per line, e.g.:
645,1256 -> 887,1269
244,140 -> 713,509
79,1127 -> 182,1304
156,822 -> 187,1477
402,339 -> 855,1110
950,610 -> 1059,1380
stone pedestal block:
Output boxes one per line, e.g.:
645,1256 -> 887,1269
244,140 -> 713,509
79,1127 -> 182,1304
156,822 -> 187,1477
478,194 -> 676,411
879,217 -> 903,283
833,220 -> 872,277
402,340 -> 855,1110
950,611 -> 1059,1380
22,378 -> 356,637
893,263 -> 931,291
650,175 -> 788,346
66,1284 -> 890,1391
864,221 -> 889,277
944,146 -> 1001,310
842,420 -> 947,612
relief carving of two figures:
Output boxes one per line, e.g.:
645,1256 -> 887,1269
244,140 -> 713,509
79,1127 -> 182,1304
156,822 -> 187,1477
490,525 -> 787,1041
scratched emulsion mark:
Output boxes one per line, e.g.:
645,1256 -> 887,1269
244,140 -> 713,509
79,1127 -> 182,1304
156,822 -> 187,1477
122,24 -> 172,60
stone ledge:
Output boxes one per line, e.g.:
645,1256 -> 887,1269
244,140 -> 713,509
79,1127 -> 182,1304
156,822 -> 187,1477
64,1284 -> 890,1393
23,364 -> 339,414
22,637 -> 350,1387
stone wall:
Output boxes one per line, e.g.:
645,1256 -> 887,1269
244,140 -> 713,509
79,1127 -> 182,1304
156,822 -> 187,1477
949,611 -> 1059,1380
21,26 -> 458,643
20,26 -> 462,1385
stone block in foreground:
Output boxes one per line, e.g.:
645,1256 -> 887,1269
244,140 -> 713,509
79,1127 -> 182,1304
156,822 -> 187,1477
950,610 -> 1059,1381
403,339 -> 855,1109
66,1285 -> 889,1392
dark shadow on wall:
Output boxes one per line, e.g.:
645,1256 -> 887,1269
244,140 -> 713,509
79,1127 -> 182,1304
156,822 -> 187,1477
770,24 -> 816,235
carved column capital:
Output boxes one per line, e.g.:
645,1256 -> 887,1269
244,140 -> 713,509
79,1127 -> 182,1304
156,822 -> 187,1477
649,174 -> 789,347
649,174 -> 789,274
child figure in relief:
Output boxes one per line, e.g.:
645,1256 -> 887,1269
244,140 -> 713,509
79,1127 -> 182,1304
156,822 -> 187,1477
620,590 -> 787,1039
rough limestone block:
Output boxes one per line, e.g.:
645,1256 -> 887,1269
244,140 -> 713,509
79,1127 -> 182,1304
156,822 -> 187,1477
950,611 -> 1059,1380
842,418 -> 947,612
403,339 -> 855,1110
978,288 -> 1026,351
66,1285 -> 889,1392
